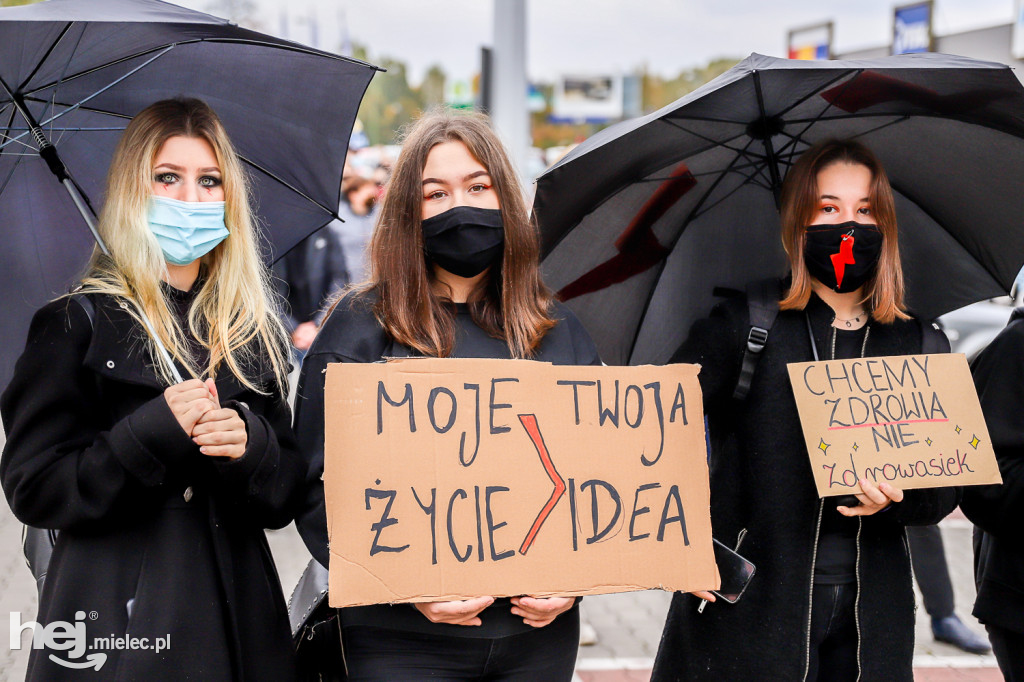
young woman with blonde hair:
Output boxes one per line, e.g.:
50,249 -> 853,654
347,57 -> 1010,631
652,139 -> 960,681
293,109 -> 599,681
2,98 -> 304,681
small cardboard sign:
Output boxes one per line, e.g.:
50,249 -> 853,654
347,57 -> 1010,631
787,353 -> 1002,496
323,358 -> 716,608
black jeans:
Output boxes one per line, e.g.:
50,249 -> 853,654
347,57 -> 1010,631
987,624 -> 1024,682
342,611 -> 580,681
807,583 -> 858,682
907,524 -> 955,619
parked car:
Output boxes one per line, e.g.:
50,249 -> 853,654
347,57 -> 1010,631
938,269 -> 1024,361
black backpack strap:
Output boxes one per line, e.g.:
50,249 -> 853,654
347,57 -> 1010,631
1010,306 -> 1024,325
919,317 -> 951,355
70,290 -> 96,327
733,278 -> 781,400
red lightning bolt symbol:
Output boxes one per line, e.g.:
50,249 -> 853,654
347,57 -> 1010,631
518,414 -> 566,555
831,232 -> 856,290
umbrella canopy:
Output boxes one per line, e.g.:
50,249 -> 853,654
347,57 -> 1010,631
535,53 -> 1024,366
0,0 -> 379,392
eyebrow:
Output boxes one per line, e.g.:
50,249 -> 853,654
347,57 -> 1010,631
820,194 -> 870,202
153,163 -> 221,173
422,170 -> 491,186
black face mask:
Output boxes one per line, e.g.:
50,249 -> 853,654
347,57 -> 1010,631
803,221 -> 884,293
421,205 -> 504,278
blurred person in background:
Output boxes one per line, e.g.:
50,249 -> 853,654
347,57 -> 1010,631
274,224 -> 350,358
909,525 -> 991,653
333,175 -> 378,283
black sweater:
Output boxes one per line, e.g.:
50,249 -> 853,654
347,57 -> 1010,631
652,287 -> 960,682
293,293 -> 600,638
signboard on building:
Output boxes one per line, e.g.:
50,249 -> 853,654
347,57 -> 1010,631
1013,0 -> 1024,60
788,22 -> 833,60
893,1 -> 933,55
550,75 -> 623,124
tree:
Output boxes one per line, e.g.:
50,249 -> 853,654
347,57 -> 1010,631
352,45 -> 455,145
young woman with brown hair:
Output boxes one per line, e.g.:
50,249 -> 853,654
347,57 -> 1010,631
293,109 -> 599,681
651,139 -> 960,681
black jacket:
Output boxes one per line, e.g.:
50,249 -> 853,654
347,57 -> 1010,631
963,317 -> 1024,635
274,226 -> 349,331
1,293 -> 305,681
652,289 -> 960,682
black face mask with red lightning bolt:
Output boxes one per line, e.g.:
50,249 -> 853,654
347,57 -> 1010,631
803,221 -> 884,293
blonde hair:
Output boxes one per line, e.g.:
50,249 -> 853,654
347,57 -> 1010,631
79,98 -> 290,395
779,139 -> 909,324
343,109 -> 556,358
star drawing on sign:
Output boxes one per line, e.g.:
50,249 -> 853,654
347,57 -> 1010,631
926,438 -> 933,446
852,443 -> 859,451
970,435 -> 981,449
955,425 -> 962,434
818,438 -> 830,455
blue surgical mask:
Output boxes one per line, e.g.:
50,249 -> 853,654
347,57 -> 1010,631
148,196 -> 229,265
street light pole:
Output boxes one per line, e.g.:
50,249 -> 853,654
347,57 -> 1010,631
491,0 -> 529,184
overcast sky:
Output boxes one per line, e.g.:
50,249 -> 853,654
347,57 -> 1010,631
177,0 -> 1017,84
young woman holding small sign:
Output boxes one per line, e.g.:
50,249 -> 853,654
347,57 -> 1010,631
652,139 -> 961,682
292,110 -> 600,681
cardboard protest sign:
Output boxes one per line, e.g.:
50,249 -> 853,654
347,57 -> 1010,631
787,353 -> 1002,497
323,358 -> 715,608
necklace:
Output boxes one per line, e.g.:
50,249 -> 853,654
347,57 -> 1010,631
832,310 -> 866,328
831,323 -> 871,360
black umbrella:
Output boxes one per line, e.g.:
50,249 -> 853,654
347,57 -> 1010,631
534,53 -> 1024,366
0,0 -> 380,391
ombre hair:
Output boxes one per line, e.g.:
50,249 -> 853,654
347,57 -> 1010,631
78,98 -> 290,395
778,139 -> 909,324
345,108 -> 556,358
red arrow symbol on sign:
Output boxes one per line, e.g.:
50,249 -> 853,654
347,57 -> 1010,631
518,414 -> 566,555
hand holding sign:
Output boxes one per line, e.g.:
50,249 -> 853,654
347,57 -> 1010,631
413,597 -> 494,626
836,478 -> 904,516
510,596 -> 577,627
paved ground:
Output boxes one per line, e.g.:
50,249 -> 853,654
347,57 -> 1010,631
0,427 -> 1001,680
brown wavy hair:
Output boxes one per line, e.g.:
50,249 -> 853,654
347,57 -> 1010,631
778,139 -> 909,323
348,109 -> 556,357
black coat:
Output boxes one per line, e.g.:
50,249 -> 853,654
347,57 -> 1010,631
963,318 -> 1024,635
1,293 -> 305,682
652,289 -> 960,682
